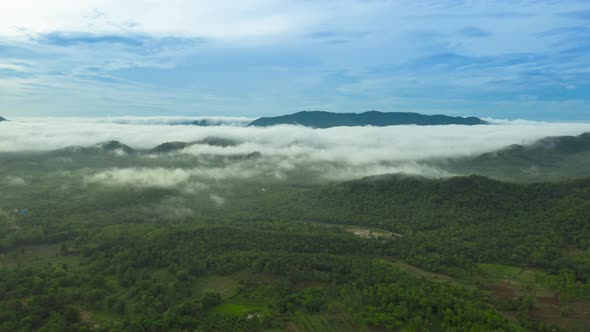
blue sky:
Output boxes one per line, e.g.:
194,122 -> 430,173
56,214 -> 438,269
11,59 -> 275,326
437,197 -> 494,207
0,0 -> 589,120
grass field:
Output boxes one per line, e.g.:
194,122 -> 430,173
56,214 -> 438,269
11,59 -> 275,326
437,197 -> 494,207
477,263 -> 522,280
193,274 -> 244,300
213,302 -> 264,315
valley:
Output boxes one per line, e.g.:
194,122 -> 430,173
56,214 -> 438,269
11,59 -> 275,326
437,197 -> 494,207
1,131 -> 589,331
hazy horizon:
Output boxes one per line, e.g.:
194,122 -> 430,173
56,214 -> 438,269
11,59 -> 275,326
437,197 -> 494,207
3,112 -> 590,124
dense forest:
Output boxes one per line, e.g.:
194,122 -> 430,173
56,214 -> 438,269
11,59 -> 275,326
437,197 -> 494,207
1,139 -> 590,331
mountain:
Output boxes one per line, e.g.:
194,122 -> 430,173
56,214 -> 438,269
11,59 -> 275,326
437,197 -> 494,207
443,132 -> 590,181
197,137 -> 239,147
93,141 -> 136,154
57,141 -> 136,155
150,141 -> 191,153
192,119 -> 241,126
193,119 -> 216,126
0,116 -> 7,122
150,137 -> 240,153
191,118 -> 252,126
248,111 -> 487,128
484,132 -> 590,157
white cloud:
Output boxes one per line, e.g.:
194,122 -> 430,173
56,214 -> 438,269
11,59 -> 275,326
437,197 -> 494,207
2,117 -> 590,181
93,116 -> 253,126
3,176 -> 26,186
0,63 -> 30,72
82,160 -> 281,188
0,0 -> 325,39
209,194 -> 226,206
2,1 -> 586,49
2,1 -> 589,119
84,167 -> 192,188
1,118 -> 590,160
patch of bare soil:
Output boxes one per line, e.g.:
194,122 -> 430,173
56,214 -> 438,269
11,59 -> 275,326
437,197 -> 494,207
285,321 -> 301,332
80,310 -> 92,322
491,281 -> 516,299
537,296 -> 560,305
529,299 -> 590,331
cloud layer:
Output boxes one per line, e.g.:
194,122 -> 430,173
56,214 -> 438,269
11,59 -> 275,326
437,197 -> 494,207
2,117 -> 590,157
2,117 -> 590,186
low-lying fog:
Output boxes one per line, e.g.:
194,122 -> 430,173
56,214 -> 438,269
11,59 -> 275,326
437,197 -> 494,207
1,117 -> 590,185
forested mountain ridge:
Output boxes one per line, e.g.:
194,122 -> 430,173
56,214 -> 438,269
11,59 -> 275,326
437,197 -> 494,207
478,132 -> 590,159
248,111 -> 487,128
36,131 -> 590,184
56,140 -> 137,155
444,132 -> 590,181
149,137 -> 239,153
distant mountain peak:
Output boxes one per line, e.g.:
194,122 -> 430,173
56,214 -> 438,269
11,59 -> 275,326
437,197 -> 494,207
93,141 -> 136,153
150,137 -> 240,153
446,132 -> 590,181
0,116 -> 7,122
151,141 -> 191,153
481,132 -> 590,158
56,140 -> 136,155
248,111 -> 486,128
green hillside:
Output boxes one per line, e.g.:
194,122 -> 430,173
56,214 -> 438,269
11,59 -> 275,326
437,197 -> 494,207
441,132 -> 590,181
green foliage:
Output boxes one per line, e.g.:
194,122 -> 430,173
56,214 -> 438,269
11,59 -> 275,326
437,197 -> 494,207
1,147 -> 589,330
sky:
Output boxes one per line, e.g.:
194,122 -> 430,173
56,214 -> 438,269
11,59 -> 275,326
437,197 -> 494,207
0,0 -> 589,120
